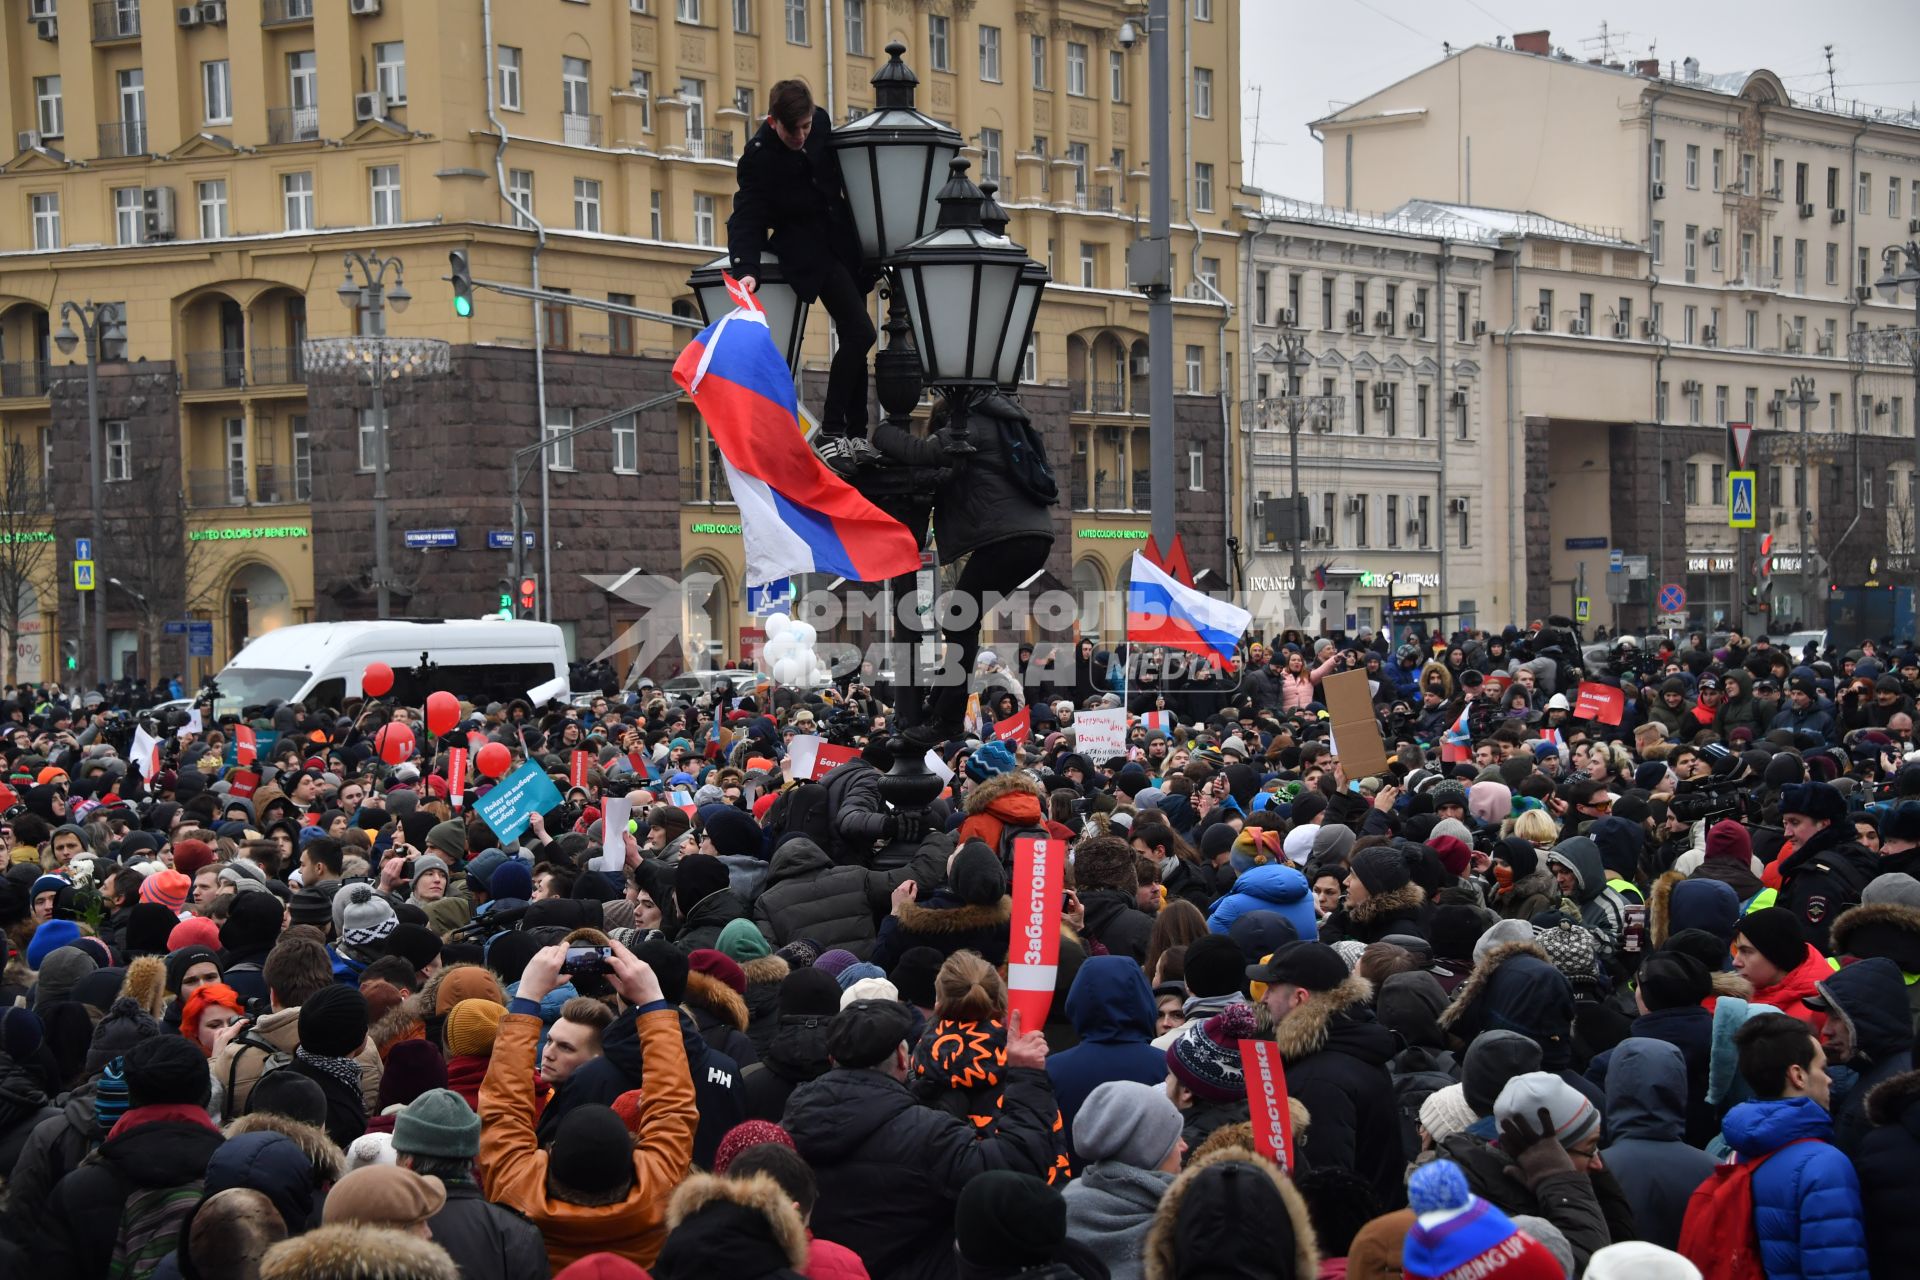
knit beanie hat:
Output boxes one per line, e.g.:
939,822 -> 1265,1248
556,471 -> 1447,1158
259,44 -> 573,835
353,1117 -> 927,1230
890,946 -> 946,1009
1533,921 -> 1605,1002
955,1171 -> 1069,1270
1705,818 -> 1754,866
1403,1160 -> 1565,1280
1073,1079 -> 1184,1168
85,996 -> 164,1078
1183,935 -> 1250,998
838,976 -> 898,1008
1418,1083 -> 1477,1145
33,944 -> 97,1007
1864,872 -> 1920,909
167,917 -> 223,954
1735,906 -> 1806,974
966,740 -> 1018,781
391,1087 -> 481,1160
94,1055 -> 132,1131
425,821 -> 469,860
140,869 -> 191,914
433,964 -> 507,1016
298,984 -> 370,1058
485,859 -> 533,903
1350,845 -> 1412,896
815,948 -> 861,979
171,839 -> 217,878
833,961 -> 885,991
1638,951 -> 1713,1011
332,884 -> 397,951
1493,1071 -> 1600,1149
1166,1003 -> 1256,1103
1472,918 -> 1536,965
26,919 -> 84,969
123,1034 -> 213,1108
1584,1241 -> 1708,1279
712,1120 -> 794,1175
673,854 -> 734,913
383,924 -> 442,975
696,804 -> 762,861
1495,837 -> 1540,880
1461,1030 -> 1543,1117
376,1040 -> 448,1111
949,840 -> 1007,905
0,1005 -> 43,1062
444,998 -> 506,1058
778,965 -> 844,1017
550,1105 -> 634,1196
248,1071 -> 329,1129
716,918 -> 772,964
1425,835 -> 1472,879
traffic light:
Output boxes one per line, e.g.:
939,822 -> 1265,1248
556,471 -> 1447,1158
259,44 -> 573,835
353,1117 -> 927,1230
495,578 -> 513,617
450,249 -> 474,318
518,575 -> 538,617
61,639 -> 78,671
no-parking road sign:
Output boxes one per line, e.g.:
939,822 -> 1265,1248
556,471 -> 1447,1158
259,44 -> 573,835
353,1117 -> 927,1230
1658,583 -> 1687,614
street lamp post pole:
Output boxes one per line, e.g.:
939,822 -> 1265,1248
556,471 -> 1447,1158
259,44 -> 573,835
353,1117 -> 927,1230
54,301 -> 123,690
1874,243 -> 1920,604
1284,334 -> 1309,629
1146,0 -> 1174,553
335,252 -> 413,620
1786,375 -> 1819,629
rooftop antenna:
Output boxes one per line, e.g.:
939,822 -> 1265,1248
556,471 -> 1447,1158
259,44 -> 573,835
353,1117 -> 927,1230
1578,22 -> 1633,64
1825,45 -> 1837,101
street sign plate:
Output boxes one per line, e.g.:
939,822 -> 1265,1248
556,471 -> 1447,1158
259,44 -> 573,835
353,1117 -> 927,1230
74,561 -> 94,591
404,528 -> 458,550
1564,536 -> 1608,550
1609,549 -> 1624,572
75,538 -> 91,561
1730,421 -> 1753,469
1575,596 -> 1591,623
746,579 -> 791,615
486,531 -> 535,550
163,620 -> 189,636
1659,583 -> 1687,613
1624,555 -> 1650,580
1729,471 -> 1756,529
1658,612 -> 1688,629
187,621 -> 213,658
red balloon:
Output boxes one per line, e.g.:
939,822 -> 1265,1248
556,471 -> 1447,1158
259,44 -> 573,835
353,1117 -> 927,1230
425,690 -> 461,737
363,662 -> 395,697
476,741 -> 513,779
375,722 -> 415,766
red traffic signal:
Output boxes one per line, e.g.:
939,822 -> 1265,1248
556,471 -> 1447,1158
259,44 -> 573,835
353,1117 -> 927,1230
518,577 -> 537,611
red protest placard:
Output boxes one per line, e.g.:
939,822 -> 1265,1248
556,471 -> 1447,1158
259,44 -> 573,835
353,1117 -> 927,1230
570,749 -> 590,790
227,770 -> 259,800
992,706 -> 1030,743
445,748 -> 467,811
811,743 -> 859,780
1238,1039 -> 1295,1170
234,725 -> 257,767
1006,836 -> 1063,1033
1573,681 -> 1626,726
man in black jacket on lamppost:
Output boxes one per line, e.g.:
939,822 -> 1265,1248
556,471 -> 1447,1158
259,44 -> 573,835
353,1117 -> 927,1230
727,79 -> 875,438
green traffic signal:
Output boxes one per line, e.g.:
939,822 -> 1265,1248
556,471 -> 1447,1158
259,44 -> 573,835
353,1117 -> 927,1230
450,249 -> 474,318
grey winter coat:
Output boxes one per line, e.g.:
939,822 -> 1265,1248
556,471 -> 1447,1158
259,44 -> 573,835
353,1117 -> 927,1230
1598,1037 -> 1717,1250
1061,1161 -> 1176,1280
750,836 -> 944,958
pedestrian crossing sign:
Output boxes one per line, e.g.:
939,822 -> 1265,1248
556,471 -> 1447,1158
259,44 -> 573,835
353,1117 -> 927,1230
73,560 -> 95,591
1729,471 -> 1756,529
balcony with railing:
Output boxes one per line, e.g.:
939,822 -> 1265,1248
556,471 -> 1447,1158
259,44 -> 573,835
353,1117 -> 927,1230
1093,480 -> 1127,511
680,465 -> 734,505
562,113 -> 604,148
253,465 -> 307,505
1131,469 -> 1152,510
1074,185 -> 1114,212
97,119 -> 148,159
684,128 -> 736,161
1070,472 -> 1090,511
91,0 -> 140,42
184,350 -> 246,391
0,362 -> 52,400
1090,382 -> 1126,413
260,0 -> 313,25
250,348 -> 306,386
267,106 -> 320,145
187,468 -> 249,509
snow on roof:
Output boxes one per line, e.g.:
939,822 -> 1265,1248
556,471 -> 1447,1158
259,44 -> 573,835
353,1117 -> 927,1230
1246,191 -> 1633,249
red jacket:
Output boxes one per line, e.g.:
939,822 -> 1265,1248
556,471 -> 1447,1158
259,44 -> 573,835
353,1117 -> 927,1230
1748,943 -> 1836,1029
805,1235 -> 871,1280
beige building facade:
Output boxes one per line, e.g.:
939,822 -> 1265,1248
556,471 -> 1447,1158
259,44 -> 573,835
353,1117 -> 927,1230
0,0 -> 1240,680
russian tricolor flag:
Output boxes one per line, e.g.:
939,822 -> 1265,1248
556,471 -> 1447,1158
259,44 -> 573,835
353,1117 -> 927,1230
1125,552 -> 1251,663
672,277 -> 921,586
1140,710 -> 1174,738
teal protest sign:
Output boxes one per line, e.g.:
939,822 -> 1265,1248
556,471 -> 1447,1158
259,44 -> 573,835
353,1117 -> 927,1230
474,759 -> 563,843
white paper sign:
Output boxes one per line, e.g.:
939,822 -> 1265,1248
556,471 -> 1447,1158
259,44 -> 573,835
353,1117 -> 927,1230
527,675 -> 570,708
1073,707 -> 1128,761
924,750 -> 954,784
591,797 -> 632,873
786,734 -> 822,781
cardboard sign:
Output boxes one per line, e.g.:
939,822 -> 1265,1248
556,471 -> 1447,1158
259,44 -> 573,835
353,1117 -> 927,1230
924,749 -> 955,784
234,724 -> 257,767
227,769 -> 259,800
569,749 -> 590,790
1321,668 -> 1390,778
627,750 -> 655,783
591,797 -> 632,873
1006,835 -> 1063,1033
1573,681 -> 1626,726
1239,1039 -> 1295,1170
992,706 -> 1031,743
1073,707 -> 1128,761
473,759 -> 565,844
445,748 -> 467,811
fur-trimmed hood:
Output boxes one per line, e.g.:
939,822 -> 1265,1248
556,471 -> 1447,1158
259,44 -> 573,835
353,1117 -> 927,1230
894,895 -> 1014,934
121,954 -> 167,1020
1348,880 -> 1427,926
223,1109 -> 347,1183
1143,1145 -> 1320,1280
1437,940 -> 1550,1031
1831,900 -> 1920,973
962,769 -> 1045,816
371,991 -> 427,1054
1271,975 -> 1375,1062
740,954 -> 790,988
1711,969 -> 1755,1000
259,1222 -> 460,1280
683,969 -> 749,1032
1648,870 -> 1685,950
660,1171 -> 810,1272
1865,1067 -> 1920,1127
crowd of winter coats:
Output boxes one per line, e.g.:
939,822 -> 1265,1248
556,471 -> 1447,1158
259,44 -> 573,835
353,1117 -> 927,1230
6,634 -> 1920,1280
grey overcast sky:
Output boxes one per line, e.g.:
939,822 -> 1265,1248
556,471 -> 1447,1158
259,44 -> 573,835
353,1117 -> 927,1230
1242,0 -> 1920,205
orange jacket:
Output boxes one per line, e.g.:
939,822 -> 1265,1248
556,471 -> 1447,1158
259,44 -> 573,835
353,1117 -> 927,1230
478,1006 -> 697,1272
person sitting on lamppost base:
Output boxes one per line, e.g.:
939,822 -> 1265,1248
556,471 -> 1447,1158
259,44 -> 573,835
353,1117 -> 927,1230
727,78 -> 875,440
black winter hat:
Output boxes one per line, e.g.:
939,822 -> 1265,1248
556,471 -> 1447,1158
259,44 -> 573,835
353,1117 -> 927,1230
888,946 -> 945,1010
1737,906 -> 1808,974
297,983 -> 369,1058
633,938 -> 691,1004
219,889 -> 284,954
949,840 -> 1007,906
125,903 -> 177,956
1349,845 -> 1412,896
1182,934 -> 1250,999
165,945 -> 220,995
84,996 -> 164,1078
1880,800 -> 1920,844
1461,1029 -> 1543,1117
123,1034 -> 212,1108
550,1104 -> 634,1196
955,1171 -> 1068,1268
1638,950 -> 1712,1011
1166,1157 -> 1299,1276
1779,781 -> 1847,824
779,964 -> 845,1016
247,1069 -> 330,1129
485,929 -> 541,987
1428,904 -> 1489,964
673,855 -> 734,915
1763,752 -> 1807,787
1494,836 -> 1539,880
1664,927 -> 1735,975
383,923 -> 443,974
1226,910 -> 1298,965
826,998 -> 916,1069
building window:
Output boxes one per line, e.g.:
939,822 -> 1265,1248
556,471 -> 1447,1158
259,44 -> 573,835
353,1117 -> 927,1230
1456,290 -> 1469,340
1794,239 -> 1808,291
104,421 -> 130,483
203,60 -> 232,124
197,180 -> 230,239
649,191 -> 662,238
1683,225 -> 1697,282
1685,144 -> 1699,188
1716,385 -> 1729,425
1745,387 -> 1759,423
1650,301 -> 1663,337
1031,35 -> 1047,89
1184,345 -> 1203,393
1651,219 -> 1663,264
1381,382 -> 1397,435
114,187 -> 144,246
1740,232 -> 1755,281
630,69 -> 652,131
1193,67 -> 1212,118
1895,398 -> 1906,436
1386,494 -> 1400,547
1193,162 -> 1213,212
1023,342 -> 1038,383
574,178 -> 601,232
929,16 -> 951,71
1538,288 -> 1554,327
1711,148 -> 1723,191
498,46 -> 522,111
369,165 -> 402,225
375,42 -> 407,105
545,406 -> 575,471
1187,450 -> 1204,491
1651,138 -> 1665,183
1740,152 -> 1755,193
282,171 -> 314,232
355,409 -> 383,471
610,412 -> 638,473
1825,242 -> 1839,286
608,293 -> 635,357
1892,176 -> 1903,219
733,86 -> 754,118
1288,272 -> 1302,321
784,0 -> 808,44
843,0 -> 865,55
1066,42 -> 1087,96
1858,170 -> 1872,215
1110,50 -> 1125,102
1322,277 -> 1336,330
1417,385 -> 1430,437
978,25 -> 1000,82
676,0 -> 699,19
1687,383 -> 1702,424
979,128 -> 1001,183
562,56 -> 591,123
33,76 -> 61,138
1067,141 -> 1089,192
694,194 -> 716,245
508,169 -> 535,229
292,417 -> 311,500
1827,166 -> 1840,209
1354,380 -> 1368,433
1253,271 -> 1269,324
1657,381 -> 1669,421
1079,243 -> 1095,287
1194,0 -> 1210,18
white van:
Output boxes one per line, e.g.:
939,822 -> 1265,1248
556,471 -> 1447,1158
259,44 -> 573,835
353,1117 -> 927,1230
206,618 -> 568,715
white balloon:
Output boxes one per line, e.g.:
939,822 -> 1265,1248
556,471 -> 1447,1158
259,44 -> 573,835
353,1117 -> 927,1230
791,621 -> 817,647
764,612 -> 792,640
774,656 -> 806,685
763,635 -> 795,664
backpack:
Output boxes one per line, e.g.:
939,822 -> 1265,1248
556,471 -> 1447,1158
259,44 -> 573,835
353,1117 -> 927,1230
986,403 -> 1058,507
1676,1140 -> 1814,1280
222,1024 -> 293,1109
768,781 -> 835,853
995,823 -> 1051,873
108,1180 -> 205,1280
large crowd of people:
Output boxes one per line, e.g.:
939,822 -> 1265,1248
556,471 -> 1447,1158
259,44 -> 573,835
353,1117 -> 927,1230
1,618 -> 1915,1279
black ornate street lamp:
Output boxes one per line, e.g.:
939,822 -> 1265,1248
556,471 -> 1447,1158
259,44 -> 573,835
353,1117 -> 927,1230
688,250 -> 810,374
829,44 -> 962,265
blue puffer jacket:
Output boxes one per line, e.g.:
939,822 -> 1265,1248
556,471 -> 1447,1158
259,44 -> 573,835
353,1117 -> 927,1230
1720,1095 -> 1871,1280
1205,864 -> 1318,941
1047,957 -> 1167,1141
